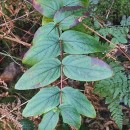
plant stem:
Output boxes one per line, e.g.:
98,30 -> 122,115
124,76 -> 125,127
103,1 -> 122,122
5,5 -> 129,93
58,27 -> 64,104
60,46 -> 63,104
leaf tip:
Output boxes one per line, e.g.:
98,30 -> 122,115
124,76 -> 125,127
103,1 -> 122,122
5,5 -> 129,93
32,0 -> 44,15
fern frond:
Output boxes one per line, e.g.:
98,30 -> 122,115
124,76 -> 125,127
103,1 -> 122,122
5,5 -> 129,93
123,74 -> 130,107
98,26 -> 128,44
94,61 -> 130,130
106,97 -> 123,130
94,61 -> 128,99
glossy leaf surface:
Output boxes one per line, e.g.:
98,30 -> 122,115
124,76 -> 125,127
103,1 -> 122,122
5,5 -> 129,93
61,30 -> 105,54
32,0 -> 63,18
22,86 -> 60,117
59,104 -> 81,130
63,55 -> 113,81
39,109 -> 59,130
15,59 -> 61,90
23,35 -> 60,66
62,87 -> 96,118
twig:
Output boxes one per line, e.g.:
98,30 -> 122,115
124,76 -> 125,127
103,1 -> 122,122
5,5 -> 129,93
0,101 -> 28,120
14,26 -> 34,36
0,34 -> 31,47
0,52 -> 21,61
0,10 -> 35,27
83,24 -> 130,61
106,0 -> 115,19
21,16 -> 41,40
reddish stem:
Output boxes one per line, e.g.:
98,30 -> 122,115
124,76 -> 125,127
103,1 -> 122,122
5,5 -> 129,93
60,39 -> 63,104
58,27 -> 64,104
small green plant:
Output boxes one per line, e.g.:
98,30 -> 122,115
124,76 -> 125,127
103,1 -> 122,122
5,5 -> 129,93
15,0 -> 113,130
20,119 -> 35,130
98,26 -> 128,44
94,61 -> 130,130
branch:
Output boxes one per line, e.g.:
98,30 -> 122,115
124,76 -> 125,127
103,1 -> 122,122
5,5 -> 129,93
0,11 -> 35,27
83,24 -> 130,61
0,34 -> 31,47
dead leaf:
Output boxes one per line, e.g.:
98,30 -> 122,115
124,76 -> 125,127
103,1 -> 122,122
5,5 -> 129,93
0,62 -> 21,82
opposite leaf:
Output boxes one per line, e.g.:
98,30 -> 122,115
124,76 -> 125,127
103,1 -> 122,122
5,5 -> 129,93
63,0 -> 89,6
54,6 -> 88,30
23,35 -> 60,65
31,0 -> 63,18
39,109 -> 59,130
22,86 -> 60,117
63,55 -> 113,81
15,59 -> 61,90
61,30 -> 105,54
33,22 -> 60,45
62,87 -> 96,118
59,104 -> 81,130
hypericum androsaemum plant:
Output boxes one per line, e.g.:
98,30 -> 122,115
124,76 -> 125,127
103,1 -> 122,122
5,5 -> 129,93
15,0 -> 113,130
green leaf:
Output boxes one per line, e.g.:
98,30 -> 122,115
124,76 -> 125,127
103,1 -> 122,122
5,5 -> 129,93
99,27 -> 128,44
15,59 -> 61,90
80,0 -> 89,7
63,0 -> 89,6
62,87 -> 96,118
54,7 -> 88,30
42,16 -> 53,26
57,123 -> 71,130
61,30 -> 105,54
39,109 -> 59,130
80,124 -> 90,130
59,104 -> 81,130
90,0 -> 99,4
32,0 -> 63,18
23,35 -> 60,66
22,86 -> 60,117
63,55 -> 113,81
33,22 -> 60,45
20,119 -> 35,130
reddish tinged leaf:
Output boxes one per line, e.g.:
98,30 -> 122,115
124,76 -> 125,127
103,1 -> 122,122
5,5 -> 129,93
22,86 -> 60,117
32,22 -> 60,45
32,0 -> 44,14
63,0 -> 89,7
15,59 -> 61,90
63,55 -> 113,81
54,6 -> 89,30
31,0 -> 63,18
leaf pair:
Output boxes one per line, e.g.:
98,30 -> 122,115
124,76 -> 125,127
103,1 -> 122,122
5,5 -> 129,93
16,55 -> 113,90
32,0 -> 89,18
23,22 -> 105,66
23,86 -> 96,130
32,0 -> 89,31
39,105 -> 81,130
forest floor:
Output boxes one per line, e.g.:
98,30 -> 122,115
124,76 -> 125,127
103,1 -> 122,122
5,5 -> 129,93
0,0 -> 130,130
